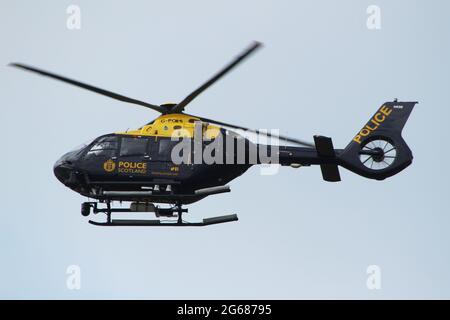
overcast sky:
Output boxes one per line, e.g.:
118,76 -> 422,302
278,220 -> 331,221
1,0 -> 449,299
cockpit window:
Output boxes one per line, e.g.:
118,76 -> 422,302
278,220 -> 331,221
85,136 -> 118,158
120,137 -> 148,156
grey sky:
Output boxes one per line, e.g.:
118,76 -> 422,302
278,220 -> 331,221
0,0 -> 449,299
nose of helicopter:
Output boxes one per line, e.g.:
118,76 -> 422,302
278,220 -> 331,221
53,149 -> 83,187
53,158 -> 74,185
53,144 -> 88,187
53,160 -> 72,184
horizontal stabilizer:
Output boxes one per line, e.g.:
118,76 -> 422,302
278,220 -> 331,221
314,135 -> 341,182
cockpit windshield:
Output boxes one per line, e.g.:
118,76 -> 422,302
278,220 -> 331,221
85,136 -> 119,158
69,138 -> 96,154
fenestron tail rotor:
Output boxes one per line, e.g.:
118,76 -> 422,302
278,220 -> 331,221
359,139 -> 397,170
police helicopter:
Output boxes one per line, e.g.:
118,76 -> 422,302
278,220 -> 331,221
9,42 -> 417,227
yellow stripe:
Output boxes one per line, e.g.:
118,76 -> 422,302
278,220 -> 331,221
116,113 -> 221,139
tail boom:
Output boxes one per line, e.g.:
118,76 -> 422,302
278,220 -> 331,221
274,100 -> 417,181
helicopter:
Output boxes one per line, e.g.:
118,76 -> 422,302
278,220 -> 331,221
9,41 -> 417,227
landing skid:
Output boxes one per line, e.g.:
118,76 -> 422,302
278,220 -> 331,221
83,200 -> 238,227
89,214 -> 238,227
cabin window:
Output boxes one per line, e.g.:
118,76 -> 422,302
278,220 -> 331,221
154,138 -> 192,163
153,138 -> 182,161
120,137 -> 148,156
158,139 -> 173,156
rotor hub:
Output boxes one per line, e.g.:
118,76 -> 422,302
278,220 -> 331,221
371,147 -> 385,162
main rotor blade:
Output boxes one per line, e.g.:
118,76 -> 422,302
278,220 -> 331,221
9,63 -> 167,113
170,41 -> 262,113
185,113 -> 315,148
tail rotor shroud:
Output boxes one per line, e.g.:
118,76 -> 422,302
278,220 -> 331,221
359,138 -> 397,171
